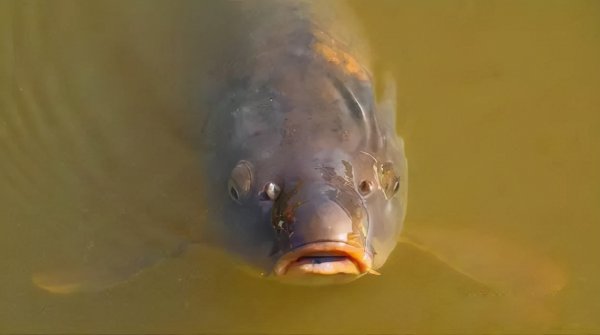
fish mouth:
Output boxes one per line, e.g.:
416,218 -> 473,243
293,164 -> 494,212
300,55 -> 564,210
274,242 -> 373,277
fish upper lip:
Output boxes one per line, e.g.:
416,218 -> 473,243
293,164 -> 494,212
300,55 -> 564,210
274,241 -> 373,276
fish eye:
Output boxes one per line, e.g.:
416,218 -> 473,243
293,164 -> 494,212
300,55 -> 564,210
228,160 -> 253,204
380,162 -> 401,199
261,182 -> 281,201
229,184 -> 240,202
358,180 -> 373,196
392,180 -> 400,194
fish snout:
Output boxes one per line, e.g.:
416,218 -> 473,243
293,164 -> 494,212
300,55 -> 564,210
272,186 -> 373,281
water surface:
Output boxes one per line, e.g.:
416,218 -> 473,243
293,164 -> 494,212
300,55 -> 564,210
1,1 -> 599,333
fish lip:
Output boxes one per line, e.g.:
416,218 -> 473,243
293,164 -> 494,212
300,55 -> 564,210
274,241 -> 373,276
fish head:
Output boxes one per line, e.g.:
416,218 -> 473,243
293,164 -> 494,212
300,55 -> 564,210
222,141 -> 406,284
207,40 -> 407,284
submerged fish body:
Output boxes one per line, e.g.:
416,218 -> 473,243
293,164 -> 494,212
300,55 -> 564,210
30,1 -> 408,293
200,1 -> 407,284
29,1 -> 567,295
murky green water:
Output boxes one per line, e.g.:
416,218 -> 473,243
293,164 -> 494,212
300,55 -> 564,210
1,1 -> 599,333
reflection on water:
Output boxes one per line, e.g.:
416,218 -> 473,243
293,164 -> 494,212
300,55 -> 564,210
1,0 -> 599,333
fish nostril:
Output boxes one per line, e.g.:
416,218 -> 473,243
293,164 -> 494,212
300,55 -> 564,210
260,182 -> 281,201
229,186 -> 240,202
265,182 -> 281,200
358,180 -> 373,196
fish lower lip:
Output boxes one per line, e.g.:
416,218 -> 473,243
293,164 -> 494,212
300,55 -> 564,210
288,255 -> 360,275
274,242 -> 372,276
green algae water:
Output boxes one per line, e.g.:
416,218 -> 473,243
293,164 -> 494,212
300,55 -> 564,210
1,1 -> 599,333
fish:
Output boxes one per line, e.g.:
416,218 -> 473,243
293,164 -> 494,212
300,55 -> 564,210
30,1 -> 566,295
31,0 -> 407,291
195,0 -> 408,285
